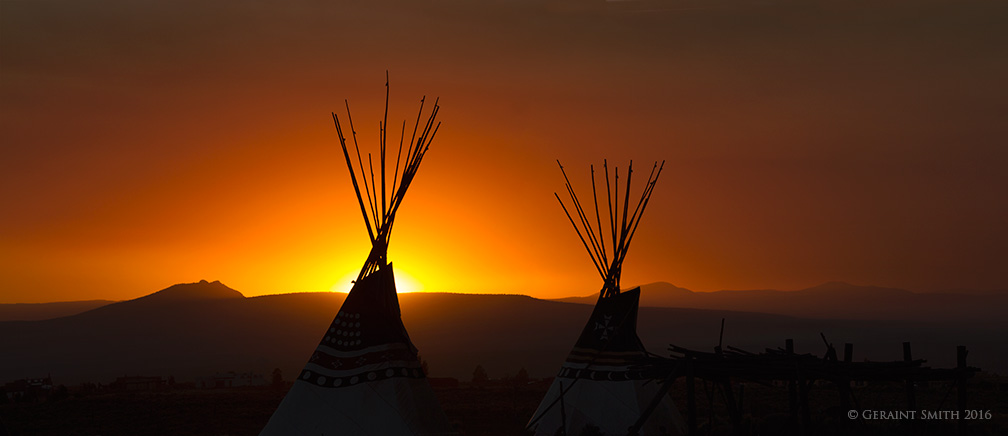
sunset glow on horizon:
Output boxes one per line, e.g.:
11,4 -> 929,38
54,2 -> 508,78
2,1 -> 1006,304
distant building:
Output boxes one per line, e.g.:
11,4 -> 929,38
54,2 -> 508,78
197,371 -> 266,389
110,376 -> 166,391
3,376 -> 53,402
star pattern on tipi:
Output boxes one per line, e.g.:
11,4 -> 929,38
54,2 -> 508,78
594,314 -> 616,340
331,311 -> 364,347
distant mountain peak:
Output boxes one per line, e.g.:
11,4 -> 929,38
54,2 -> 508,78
136,280 -> 244,302
822,280 -> 853,287
639,281 -> 694,294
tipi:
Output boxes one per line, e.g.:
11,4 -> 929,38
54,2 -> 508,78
260,76 -> 454,436
527,160 -> 685,436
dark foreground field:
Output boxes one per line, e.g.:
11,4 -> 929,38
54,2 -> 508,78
2,378 -> 1006,435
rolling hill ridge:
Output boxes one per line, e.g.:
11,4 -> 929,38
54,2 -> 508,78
554,281 -> 1008,322
2,281 -> 1006,385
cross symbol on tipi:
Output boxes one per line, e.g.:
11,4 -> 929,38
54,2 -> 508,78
594,314 -> 616,340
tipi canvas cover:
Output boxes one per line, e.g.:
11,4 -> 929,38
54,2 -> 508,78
261,265 -> 453,435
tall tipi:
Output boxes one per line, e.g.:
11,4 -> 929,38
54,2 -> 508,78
527,160 -> 685,436
261,77 -> 454,436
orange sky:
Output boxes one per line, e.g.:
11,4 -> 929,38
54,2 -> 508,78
2,0 -> 1006,303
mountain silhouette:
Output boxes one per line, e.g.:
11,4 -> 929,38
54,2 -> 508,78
553,281 -> 1008,322
0,300 -> 115,321
2,282 -> 1006,385
132,280 -> 245,302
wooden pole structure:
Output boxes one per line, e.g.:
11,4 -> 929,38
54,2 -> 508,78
798,373 -> 811,436
838,343 -> 855,410
736,383 -> 745,435
333,78 -> 440,281
554,159 -> 664,299
720,379 -> 741,434
686,357 -> 697,436
903,342 -> 917,410
957,345 -> 968,435
786,339 -> 798,420
380,72 -> 388,222
716,318 -> 725,355
902,342 -> 919,434
661,339 -> 976,436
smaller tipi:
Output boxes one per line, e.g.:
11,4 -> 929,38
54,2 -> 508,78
527,160 -> 685,436
260,75 -> 454,436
